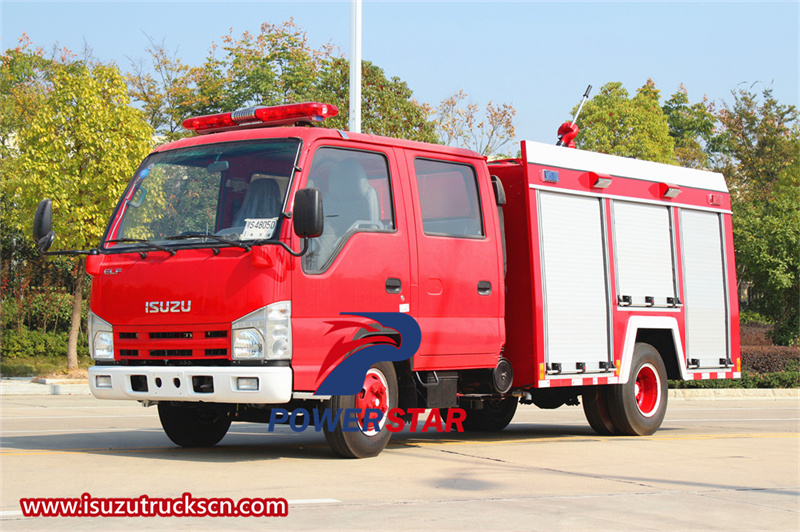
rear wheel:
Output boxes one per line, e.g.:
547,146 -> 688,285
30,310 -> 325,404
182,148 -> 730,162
582,387 -> 619,435
607,343 -> 668,436
460,396 -> 518,432
324,361 -> 397,458
158,402 -> 231,447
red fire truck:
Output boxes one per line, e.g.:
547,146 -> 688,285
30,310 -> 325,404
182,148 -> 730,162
33,102 -> 740,458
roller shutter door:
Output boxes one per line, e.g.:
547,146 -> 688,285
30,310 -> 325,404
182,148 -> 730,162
613,201 -> 677,307
539,191 -> 609,373
680,210 -> 728,368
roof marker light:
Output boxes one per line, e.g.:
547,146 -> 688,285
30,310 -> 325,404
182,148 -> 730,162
183,102 -> 339,134
588,172 -> 613,189
659,183 -> 681,199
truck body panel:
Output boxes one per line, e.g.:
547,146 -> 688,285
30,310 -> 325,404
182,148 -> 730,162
492,140 -> 739,390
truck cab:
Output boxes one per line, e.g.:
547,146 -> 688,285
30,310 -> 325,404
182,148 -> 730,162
79,102 -> 505,457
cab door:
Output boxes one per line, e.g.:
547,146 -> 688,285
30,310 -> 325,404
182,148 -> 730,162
291,144 -> 413,391
403,152 -> 504,371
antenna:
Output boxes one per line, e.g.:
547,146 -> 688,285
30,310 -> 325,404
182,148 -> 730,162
556,85 -> 592,148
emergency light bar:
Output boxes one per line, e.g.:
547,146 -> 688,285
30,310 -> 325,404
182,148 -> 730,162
183,102 -> 339,134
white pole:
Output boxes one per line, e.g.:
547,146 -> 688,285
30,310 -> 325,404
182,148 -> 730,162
349,0 -> 362,133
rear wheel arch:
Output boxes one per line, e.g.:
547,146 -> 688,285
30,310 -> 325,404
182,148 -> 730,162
635,328 -> 681,380
619,317 -> 687,383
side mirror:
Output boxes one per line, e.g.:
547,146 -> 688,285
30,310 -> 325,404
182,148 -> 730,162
33,199 -> 56,253
293,188 -> 324,238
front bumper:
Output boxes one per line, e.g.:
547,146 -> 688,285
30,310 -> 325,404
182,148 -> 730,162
88,365 -> 292,404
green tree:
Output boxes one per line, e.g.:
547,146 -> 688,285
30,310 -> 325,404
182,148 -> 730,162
1,37 -> 80,363
663,84 -> 717,169
127,21 -> 436,143
127,36 -> 192,141
715,86 -> 798,201
3,58 -> 154,369
312,57 -> 437,143
432,89 -> 516,156
715,86 -> 799,345
733,181 -> 799,345
574,80 -> 676,164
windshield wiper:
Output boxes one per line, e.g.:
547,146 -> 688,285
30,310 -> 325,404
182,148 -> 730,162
164,232 -> 251,252
105,238 -> 177,257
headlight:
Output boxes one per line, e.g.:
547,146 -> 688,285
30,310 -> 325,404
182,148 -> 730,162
232,328 -> 264,359
231,301 -> 292,361
88,312 -> 114,360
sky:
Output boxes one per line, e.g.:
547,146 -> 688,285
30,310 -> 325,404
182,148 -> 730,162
2,1 -> 798,146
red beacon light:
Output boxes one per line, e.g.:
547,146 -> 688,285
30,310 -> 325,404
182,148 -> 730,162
183,102 -> 339,134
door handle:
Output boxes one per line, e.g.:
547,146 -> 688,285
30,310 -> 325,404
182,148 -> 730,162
477,281 -> 492,296
385,278 -> 402,294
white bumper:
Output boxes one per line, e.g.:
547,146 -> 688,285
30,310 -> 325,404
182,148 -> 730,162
88,365 -> 292,404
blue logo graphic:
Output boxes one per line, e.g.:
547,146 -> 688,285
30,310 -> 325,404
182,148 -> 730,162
314,312 -> 421,396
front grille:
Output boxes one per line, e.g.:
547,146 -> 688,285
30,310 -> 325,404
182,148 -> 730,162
115,324 -> 230,360
150,332 -> 192,339
150,349 -> 193,357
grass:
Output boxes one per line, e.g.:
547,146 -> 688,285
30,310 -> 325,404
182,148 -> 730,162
0,353 -> 93,379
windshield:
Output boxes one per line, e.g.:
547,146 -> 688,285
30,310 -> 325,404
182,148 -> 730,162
105,139 -> 301,250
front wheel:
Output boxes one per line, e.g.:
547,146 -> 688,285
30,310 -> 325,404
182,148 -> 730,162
323,361 -> 397,458
158,402 -> 231,447
606,343 -> 668,436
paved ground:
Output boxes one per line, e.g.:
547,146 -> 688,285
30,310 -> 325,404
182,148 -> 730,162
1,394 -> 798,530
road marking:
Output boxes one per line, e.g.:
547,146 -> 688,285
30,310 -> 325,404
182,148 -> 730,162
1,415 -> 155,420
1,428 -> 162,434
510,418 -> 800,425
393,432 -> 800,448
2,432 -> 797,457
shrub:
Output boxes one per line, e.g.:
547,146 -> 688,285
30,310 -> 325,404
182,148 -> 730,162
740,323 -> 773,346
670,370 -> 799,389
742,346 -> 800,373
0,326 -> 90,377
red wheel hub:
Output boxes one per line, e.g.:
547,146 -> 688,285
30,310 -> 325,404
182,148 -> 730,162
354,369 -> 388,435
634,363 -> 660,417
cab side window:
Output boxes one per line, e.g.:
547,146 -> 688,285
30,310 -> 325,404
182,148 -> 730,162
302,148 -> 395,273
414,158 -> 484,238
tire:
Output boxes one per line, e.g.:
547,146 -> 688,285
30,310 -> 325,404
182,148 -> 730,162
460,396 -> 518,432
323,361 -> 397,458
607,343 -> 668,436
582,387 -> 620,435
158,402 -> 231,447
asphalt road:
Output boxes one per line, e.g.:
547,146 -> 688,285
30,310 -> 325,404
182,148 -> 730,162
1,395 -> 798,530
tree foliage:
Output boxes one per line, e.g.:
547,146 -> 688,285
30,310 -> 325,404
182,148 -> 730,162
127,21 -> 435,143
127,36 -> 191,141
312,58 -> 437,143
715,86 -> 799,345
574,80 -> 676,164
432,89 -> 516,156
715,86 -> 799,202
2,43 -> 154,368
5,62 -> 154,247
662,84 -> 717,168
